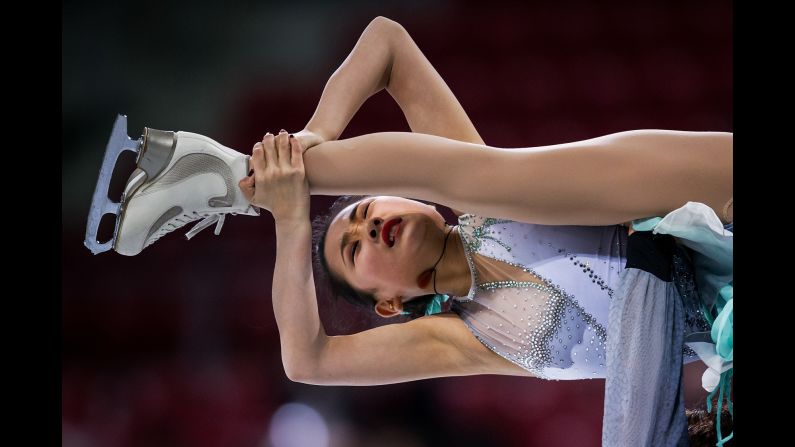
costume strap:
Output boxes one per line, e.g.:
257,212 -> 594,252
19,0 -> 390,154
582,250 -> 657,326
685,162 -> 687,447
424,294 -> 450,316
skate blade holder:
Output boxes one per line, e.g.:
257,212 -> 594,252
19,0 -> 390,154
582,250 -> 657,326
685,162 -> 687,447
84,114 -> 143,254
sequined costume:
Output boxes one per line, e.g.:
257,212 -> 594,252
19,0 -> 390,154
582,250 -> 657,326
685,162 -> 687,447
446,202 -> 733,446
448,213 -> 706,380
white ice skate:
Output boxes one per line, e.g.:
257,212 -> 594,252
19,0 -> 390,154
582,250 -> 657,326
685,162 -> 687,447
85,114 -> 259,256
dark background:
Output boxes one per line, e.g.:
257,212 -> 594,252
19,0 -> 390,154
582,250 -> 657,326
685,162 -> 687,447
62,1 -> 732,446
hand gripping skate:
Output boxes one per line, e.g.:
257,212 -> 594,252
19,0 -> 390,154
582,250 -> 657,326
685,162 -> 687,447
84,115 -> 259,255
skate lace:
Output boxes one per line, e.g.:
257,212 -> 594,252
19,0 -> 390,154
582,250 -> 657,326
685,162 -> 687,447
145,211 -> 235,248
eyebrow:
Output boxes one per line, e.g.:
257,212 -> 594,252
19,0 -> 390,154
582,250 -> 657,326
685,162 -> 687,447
340,201 -> 364,268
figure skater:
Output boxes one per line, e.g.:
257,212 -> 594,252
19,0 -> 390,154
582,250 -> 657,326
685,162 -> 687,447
86,17 -> 733,446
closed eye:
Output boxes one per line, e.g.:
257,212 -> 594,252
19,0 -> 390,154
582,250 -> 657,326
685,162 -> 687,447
351,241 -> 359,265
364,200 -> 372,220
350,200 -> 374,266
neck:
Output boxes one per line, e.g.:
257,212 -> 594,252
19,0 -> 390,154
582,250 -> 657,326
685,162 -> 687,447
429,226 -> 471,298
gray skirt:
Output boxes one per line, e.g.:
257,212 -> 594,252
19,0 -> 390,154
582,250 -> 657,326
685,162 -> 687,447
602,226 -> 727,447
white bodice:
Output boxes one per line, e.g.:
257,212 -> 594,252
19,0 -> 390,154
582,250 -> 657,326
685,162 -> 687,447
449,214 -> 628,380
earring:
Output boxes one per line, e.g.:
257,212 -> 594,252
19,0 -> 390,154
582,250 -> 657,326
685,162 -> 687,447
389,303 -> 394,310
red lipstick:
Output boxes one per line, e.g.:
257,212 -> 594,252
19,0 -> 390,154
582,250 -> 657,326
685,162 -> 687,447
381,218 -> 402,246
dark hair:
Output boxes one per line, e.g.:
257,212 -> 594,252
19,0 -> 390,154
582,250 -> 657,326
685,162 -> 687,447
311,195 -> 438,318
686,401 -> 734,447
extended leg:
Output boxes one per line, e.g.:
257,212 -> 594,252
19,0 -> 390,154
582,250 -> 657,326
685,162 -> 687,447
302,129 -> 733,226
296,18 -> 732,226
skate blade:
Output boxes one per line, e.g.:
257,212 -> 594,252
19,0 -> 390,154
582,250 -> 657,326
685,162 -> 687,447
84,114 -> 142,254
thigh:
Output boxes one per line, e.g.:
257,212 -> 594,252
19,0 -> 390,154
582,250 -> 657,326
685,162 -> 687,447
487,130 -> 733,225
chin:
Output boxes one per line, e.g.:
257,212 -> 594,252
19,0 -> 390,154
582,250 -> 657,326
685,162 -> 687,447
401,215 -> 429,254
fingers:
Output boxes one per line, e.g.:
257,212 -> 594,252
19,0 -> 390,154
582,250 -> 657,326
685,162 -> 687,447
276,129 -> 290,166
253,129 -> 299,172
251,142 -> 266,174
238,175 -> 255,203
290,135 -> 304,169
262,132 -> 277,167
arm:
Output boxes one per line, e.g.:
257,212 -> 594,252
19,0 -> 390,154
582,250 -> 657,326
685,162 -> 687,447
301,16 -> 398,143
275,216 -> 502,385
241,131 -> 322,377
271,218 -> 325,377
298,16 -> 530,217
302,16 -> 484,146
299,313 -> 496,386
300,16 -> 480,218
241,132 -> 496,384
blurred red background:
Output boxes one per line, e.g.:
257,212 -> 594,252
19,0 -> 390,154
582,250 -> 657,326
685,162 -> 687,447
62,1 -> 731,446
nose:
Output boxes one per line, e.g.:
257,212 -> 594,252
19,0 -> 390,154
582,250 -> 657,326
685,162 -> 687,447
366,217 -> 383,242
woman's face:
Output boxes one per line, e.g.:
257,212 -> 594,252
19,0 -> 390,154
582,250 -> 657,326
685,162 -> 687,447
324,196 -> 448,311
